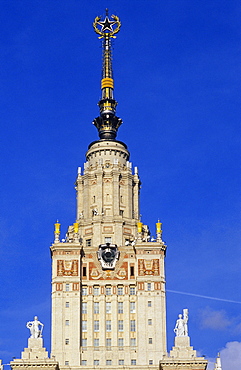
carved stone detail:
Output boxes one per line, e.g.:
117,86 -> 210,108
103,178 -> 112,183
138,259 -> 159,276
57,260 -> 78,276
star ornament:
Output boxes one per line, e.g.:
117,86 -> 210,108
97,16 -> 117,33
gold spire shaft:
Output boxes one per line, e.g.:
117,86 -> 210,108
103,36 -> 112,79
101,36 -> 114,100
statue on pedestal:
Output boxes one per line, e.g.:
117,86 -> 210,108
26,316 -> 44,338
174,309 -> 188,336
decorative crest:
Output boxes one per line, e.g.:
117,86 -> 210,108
93,9 -> 121,38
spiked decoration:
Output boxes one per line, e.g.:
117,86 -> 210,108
93,10 -> 122,140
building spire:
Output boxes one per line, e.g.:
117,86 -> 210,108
214,353 -> 222,370
92,11 -> 122,140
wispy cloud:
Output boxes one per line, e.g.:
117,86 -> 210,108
166,289 -> 241,304
220,341 -> 241,370
199,307 -> 232,330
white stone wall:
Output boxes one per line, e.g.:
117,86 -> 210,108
50,139 -> 167,369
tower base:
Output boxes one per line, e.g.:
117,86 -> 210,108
159,336 -> 208,370
10,338 -> 59,370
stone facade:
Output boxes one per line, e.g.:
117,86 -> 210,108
50,138 -> 167,369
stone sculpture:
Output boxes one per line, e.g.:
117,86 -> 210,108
174,308 -> 188,336
26,316 -> 44,338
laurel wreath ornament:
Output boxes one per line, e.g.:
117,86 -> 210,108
93,14 -> 121,38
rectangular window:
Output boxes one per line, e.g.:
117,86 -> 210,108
130,338 -> 136,347
94,360 -> 99,366
149,360 -> 153,365
130,320 -> 136,332
94,286 -> 99,296
94,302 -> 100,314
106,320 -> 111,332
105,237 -> 112,244
106,286 -> 111,295
94,302 -> 99,314
94,320 -> 99,332
94,338 -> 99,347
86,239 -> 91,247
119,360 -> 124,365
118,302 -> 123,314
65,320 -> 69,326
65,301 -> 69,308
148,319 -> 152,325
148,300 -> 152,307
130,266 -> 134,276
106,302 -> 111,314
82,338 -> 87,347
118,320 -> 123,332
106,360 -> 112,366
82,286 -> 87,296
82,321 -> 87,332
149,338 -> 153,344
147,283 -> 151,291
83,266 -> 87,276
130,286 -> 136,295
82,302 -> 87,314
118,286 -> 123,295
65,338 -> 69,345
130,302 -> 136,313
106,338 -> 111,347
65,283 -> 70,291
131,359 -> 136,365
118,338 -> 124,348
65,361 -> 69,366
81,360 -> 87,366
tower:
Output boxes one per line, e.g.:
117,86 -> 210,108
50,11 -> 167,369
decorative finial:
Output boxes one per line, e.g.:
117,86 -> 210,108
93,12 -> 121,39
54,220 -> 61,243
92,11 -> 122,140
73,222 -> 79,234
156,219 -> 162,241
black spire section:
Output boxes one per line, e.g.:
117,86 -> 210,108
92,11 -> 122,140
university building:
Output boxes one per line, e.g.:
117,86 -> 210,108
9,11 -> 222,370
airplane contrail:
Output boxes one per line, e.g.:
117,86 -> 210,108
166,289 -> 241,304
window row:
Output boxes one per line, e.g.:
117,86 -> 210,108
67,300 -> 152,309
62,283 -> 79,292
82,301 -> 136,314
82,285 -> 136,296
59,282 -> 154,293
78,359 -> 138,366
82,320 -> 136,332
81,338 -> 137,347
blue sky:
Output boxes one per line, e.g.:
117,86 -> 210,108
0,1 -> 240,369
